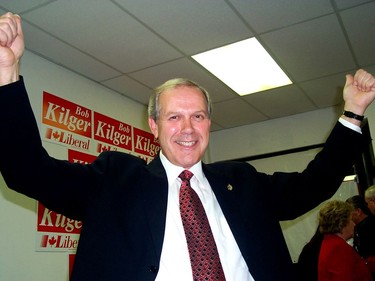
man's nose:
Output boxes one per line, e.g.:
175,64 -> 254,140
181,118 -> 194,131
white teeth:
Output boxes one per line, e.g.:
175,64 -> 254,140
178,141 -> 195,146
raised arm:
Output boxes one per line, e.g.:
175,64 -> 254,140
0,12 -> 24,85
342,69 -> 375,126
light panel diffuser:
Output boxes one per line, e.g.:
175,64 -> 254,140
192,38 -> 292,95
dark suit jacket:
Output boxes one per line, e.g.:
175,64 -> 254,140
355,215 -> 375,258
0,78 -> 365,281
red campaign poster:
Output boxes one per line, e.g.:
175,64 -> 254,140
37,203 -> 82,234
133,127 -> 160,158
42,92 -> 93,151
42,92 -> 92,138
93,111 -> 132,151
36,203 -> 81,252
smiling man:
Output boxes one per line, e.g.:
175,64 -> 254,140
1,12 -> 375,281
148,79 -> 211,169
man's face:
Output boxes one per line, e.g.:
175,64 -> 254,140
351,208 -> 361,224
148,86 -> 211,169
366,198 -> 375,215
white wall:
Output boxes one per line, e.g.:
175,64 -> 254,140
207,105 -> 342,163
1,50 -> 375,280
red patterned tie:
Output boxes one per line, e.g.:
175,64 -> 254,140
179,170 -> 226,281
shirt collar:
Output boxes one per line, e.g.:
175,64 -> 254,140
159,151 -> 204,186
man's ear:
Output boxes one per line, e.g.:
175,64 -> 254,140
148,117 -> 158,139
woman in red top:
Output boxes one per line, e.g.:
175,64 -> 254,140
318,200 -> 373,281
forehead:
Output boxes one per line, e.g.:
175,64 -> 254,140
160,86 -> 207,105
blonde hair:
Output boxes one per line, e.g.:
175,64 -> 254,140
318,200 -> 354,234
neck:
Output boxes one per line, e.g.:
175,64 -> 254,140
335,233 -> 345,239
335,232 -> 352,241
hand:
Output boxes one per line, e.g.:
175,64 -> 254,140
342,69 -> 375,124
0,12 -> 24,85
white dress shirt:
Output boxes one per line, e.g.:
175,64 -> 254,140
155,151 -> 254,281
339,117 -> 362,134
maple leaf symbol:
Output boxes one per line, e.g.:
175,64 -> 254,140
52,131 -> 61,140
48,236 -> 57,246
52,130 -> 61,140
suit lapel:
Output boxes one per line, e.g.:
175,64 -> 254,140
203,165 -> 247,242
140,155 -> 169,261
203,164 -> 255,266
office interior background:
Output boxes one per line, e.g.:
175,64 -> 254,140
1,1 -> 375,280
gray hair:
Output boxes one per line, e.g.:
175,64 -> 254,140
148,78 -> 212,121
365,185 -> 375,200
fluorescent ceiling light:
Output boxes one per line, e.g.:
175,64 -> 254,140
343,175 -> 356,182
192,38 -> 292,96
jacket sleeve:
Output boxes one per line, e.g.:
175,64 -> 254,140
268,121 -> 366,220
0,78 -> 102,220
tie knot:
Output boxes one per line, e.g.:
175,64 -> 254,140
179,170 -> 194,181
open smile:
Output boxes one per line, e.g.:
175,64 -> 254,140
176,141 -> 196,147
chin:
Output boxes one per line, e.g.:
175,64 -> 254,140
179,159 -> 199,169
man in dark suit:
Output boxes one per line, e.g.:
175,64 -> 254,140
347,195 -> 375,278
1,12 -> 375,281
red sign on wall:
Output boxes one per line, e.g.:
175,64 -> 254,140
93,112 -> 132,150
42,92 -> 92,138
133,127 -> 160,157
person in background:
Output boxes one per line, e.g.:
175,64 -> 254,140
346,195 -> 375,278
365,185 -> 375,215
1,12 -> 375,281
318,200 -> 373,281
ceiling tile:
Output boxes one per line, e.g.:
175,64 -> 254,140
243,85 -> 316,118
334,0 -> 372,9
300,72 -> 350,108
22,21 -> 121,81
260,14 -> 356,82
129,58 -> 237,103
364,64 -> 375,74
212,98 -> 268,128
114,0 -> 252,55
229,0 -> 333,33
209,121 -> 224,132
0,1 -> 53,14
340,2 -> 375,66
101,75 -> 153,105
21,0 -> 182,73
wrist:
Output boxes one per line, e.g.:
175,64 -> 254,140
342,110 -> 364,121
341,111 -> 363,127
0,65 -> 19,86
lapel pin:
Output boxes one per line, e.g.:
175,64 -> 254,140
227,184 -> 233,191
